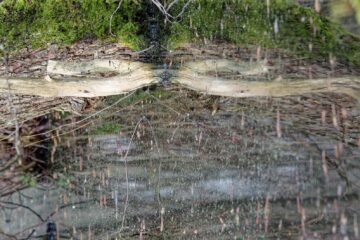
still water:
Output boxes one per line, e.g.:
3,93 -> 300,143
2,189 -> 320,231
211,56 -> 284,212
1,1 -> 360,239
1,89 -> 359,239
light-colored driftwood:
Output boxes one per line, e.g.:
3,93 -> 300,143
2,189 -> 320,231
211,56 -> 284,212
0,59 -> 359,100
173,59 -> 360,100
174,72 -> 360,100
0,60 -> 159,97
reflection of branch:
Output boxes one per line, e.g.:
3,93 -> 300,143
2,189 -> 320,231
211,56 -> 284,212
11,199 -> 93,239
0,200 -> 44,222
119,117 -> 144,234
0,198 -> 94,239
142,117 -> 164,230
24,229 -> 35,240
45,199 -> 95,221
17,225 -> 78,240
0,230 -> 17,240
14,221 -> 44,237
0,184 -> 28,199
111,115 -> 161,237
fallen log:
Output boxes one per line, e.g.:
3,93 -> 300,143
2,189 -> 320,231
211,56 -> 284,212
174,73 -> 360,100
0,60 -> 158,97
174,59 -> 360,100
0,59 -> 359,101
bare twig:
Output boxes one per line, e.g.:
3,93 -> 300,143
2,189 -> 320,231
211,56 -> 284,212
109,0 -> 124,36
172,0 -> 191,19
151,0 -> 191,22
0,230 -> 17,240
166,0 -> 180,11
133,44 -> 155,54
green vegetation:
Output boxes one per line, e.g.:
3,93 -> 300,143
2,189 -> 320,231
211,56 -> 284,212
103,88 -> 170,106
19,172 -> 37,187
330,0 -> 360,24
0,0 -> 144,52
56,173 -> 74,187
166,0 -> 360,66
1,0 -> 360,66
120,88 -> 174,104
147,88 -> 174,98
91,122 -> 123,135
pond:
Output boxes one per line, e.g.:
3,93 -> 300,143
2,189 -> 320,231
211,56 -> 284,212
0,1 -> 360,240
1,88 -> 359,239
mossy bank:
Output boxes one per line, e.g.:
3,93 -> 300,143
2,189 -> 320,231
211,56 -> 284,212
0,0 -> 145,51
166,0 -> 360,66
1,0 -> 360,66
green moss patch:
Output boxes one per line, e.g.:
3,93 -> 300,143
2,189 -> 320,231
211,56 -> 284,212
0,0 -> 144,52
166,0 -> 360,66
1,0 -> 360,67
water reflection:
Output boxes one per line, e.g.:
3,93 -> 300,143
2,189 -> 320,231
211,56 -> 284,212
1,0 -> 360,239
1,89 -> 359,239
